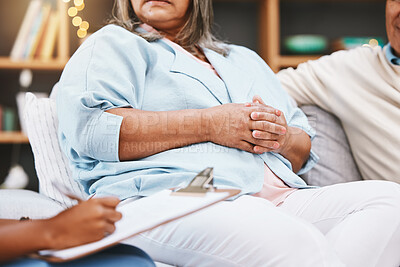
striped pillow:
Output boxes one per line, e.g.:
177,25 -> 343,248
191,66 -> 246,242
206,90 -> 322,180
24,92 -> 88,208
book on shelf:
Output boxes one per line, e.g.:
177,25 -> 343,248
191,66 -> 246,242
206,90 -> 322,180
23,4 -> 45,59
0,105 -> 23,132
10,0 -> 60,62
28,3 -> 52,59
2,106 -> 17,132
10,0 -> 42,61
40,10 -> 60,61
34,4 -> 53,59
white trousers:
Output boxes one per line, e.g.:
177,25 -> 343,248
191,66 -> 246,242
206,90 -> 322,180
124,181 -> 400,267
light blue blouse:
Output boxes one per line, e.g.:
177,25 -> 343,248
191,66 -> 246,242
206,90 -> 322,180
385,43 -> 400,65
57,25 -> 318,199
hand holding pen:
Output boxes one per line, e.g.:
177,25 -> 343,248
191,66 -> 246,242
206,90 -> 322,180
45,182 -> 123,249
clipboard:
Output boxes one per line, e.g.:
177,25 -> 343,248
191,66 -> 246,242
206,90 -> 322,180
36,168 -> 240,263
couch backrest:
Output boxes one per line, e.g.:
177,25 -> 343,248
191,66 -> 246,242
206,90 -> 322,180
300,105 -> 362,186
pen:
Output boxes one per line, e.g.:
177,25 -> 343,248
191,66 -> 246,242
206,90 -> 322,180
51,181 -> 95,202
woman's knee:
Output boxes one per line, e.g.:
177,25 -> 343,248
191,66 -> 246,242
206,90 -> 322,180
195,200 -> 342,266
351,181 -> 400,229
333,180 -> 400,210
361,180 -> 400,207
254,214 -> 343,266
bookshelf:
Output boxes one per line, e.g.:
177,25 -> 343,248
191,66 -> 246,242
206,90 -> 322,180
0,0 -> 69,70
260,0 -> 386,72
0,0 -> 69,143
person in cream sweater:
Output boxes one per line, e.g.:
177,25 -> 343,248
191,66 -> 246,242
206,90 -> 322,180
277,0 -> 400,183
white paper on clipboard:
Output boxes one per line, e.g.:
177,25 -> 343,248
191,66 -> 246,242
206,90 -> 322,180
39,189 -> 238,261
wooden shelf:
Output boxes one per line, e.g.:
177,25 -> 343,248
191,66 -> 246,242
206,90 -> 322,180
278,55 -> 322,68
0,132 -> 29,144
0,57 -> 67,70
261,0 -> 385,72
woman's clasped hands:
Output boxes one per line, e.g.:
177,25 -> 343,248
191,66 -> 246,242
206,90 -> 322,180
205,95 -> 292,155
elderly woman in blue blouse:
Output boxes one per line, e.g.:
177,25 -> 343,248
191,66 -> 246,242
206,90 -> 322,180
57,0 -> 400,266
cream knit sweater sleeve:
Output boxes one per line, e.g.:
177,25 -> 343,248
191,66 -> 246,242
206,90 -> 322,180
277,47 -> 379,113
277,46 -> 400,182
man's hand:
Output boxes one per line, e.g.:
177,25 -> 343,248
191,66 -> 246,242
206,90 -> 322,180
204,102 -> 285,154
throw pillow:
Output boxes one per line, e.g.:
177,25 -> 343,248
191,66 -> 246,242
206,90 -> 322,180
24,93 -> 88,208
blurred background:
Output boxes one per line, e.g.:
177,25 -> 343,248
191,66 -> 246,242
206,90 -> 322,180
0,0 -> 386,191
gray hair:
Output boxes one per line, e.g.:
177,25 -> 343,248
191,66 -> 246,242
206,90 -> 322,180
109,0 -> 230,56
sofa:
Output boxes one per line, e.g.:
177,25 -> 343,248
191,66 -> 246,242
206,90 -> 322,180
0,93 -> 363,266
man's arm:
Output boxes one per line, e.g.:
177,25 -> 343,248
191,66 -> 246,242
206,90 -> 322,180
277,55 -> 338,113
